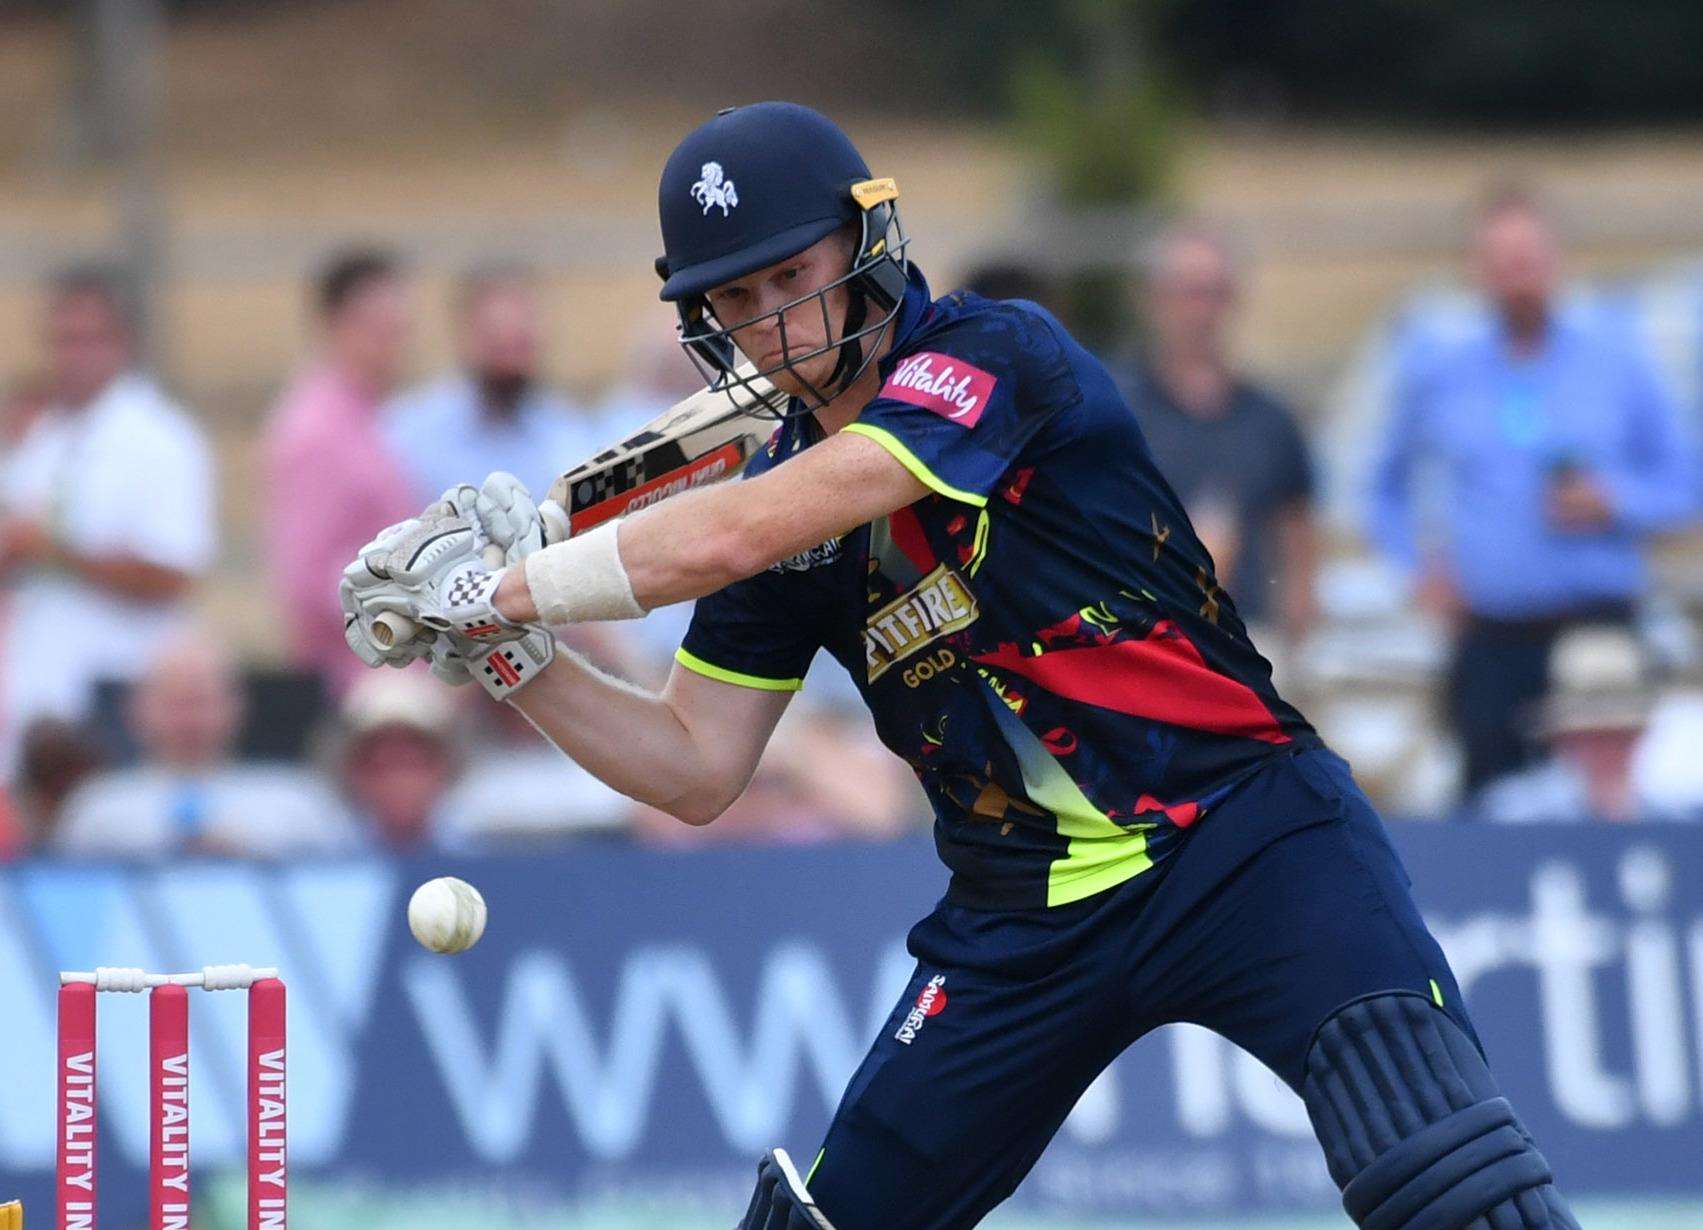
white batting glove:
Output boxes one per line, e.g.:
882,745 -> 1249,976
346,515 -> 529,643
426,623 -> 557,697
341,517 -> 440,669
345,514 -> 556,699
472,471 -> 570,563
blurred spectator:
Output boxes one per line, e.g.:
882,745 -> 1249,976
437,700 -> 630,848
1368,187 -> 1695,797
0,790 -> 20,862
0,265 -> 216,772
264,248 -> 417,694
0,372 -> 51,446
597,312 -> 707,431
336,672 -> 460,852
53,634 -> 355,859
1476,626 -> 1689,823
384,262 -> 593,503
1118,224 -> 1319,645
10,719 -> 105,857
384,266 -> 668,690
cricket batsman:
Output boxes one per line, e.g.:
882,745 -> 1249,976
341,102 -> 1580,1229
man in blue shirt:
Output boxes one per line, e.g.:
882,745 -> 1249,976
384,263 -> 606,504
343,105 -> 1580,1230
1369,187 -> 1694,797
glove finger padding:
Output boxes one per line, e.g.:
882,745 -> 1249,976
345,516 -> 429,590
372,517 -> 481,589
344,612 -> 390,668
429,483 -> 480,521
476,471 -> 552,563
539,498 -> 570,545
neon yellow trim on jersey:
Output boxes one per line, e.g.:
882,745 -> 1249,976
806,1147 -> 825,1185
1047,810 -> 1154,906
1429,978 -> 1445,1008
843,423 -> 988,508
1013,746 -> 1154,907
980,680 -> 1155,907
674,647 -> 803,692
966,508 -> 992,577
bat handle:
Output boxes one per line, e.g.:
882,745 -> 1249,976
370,611 -> 417,649
367,544 -> 505,650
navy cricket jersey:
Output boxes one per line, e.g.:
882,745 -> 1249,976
679,266 -> 1320,910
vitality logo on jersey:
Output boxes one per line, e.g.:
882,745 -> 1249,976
895,974 -> 948,1044
882,352 -> 996,426
864,564 -> 978,682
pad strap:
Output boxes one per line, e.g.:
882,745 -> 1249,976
1343,1099 -> 1552,1230
524,521 -> 646,624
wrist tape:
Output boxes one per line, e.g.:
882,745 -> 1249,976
523,520 -> 646,623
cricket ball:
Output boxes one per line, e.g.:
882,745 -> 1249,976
408,876 -> 488,955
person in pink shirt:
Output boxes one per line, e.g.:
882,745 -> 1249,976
264,250 -> 418,691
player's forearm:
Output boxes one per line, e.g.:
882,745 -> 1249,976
493,482 -> 815,624
620,478 -> 803,605
507,649 -> 737,823
494,429 -> 927,625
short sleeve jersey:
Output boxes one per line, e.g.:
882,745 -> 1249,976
680,267 -> 1319,910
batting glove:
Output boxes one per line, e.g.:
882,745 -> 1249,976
472,471 -> 569,563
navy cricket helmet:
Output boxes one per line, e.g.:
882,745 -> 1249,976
655,101 -> 909,412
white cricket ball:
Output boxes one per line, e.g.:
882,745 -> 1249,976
408,876 -> 488,955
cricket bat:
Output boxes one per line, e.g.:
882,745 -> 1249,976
369,367 -> 786,648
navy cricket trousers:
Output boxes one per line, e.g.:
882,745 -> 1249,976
807,748 -> 1478,1230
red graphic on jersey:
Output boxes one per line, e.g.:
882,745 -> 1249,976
1041,726 -> 1078,755
974,619 -> 1290,745
1001,466 -> 1035,506
1131,794 -> 1202,828
885,505 -> 937,574
881,352 -> 996,427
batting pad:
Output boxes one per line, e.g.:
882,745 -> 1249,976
1301,991 -> 1581,1230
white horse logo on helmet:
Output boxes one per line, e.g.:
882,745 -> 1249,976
690,161 -> 739,216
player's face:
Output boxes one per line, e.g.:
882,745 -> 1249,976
704,230 -> 855,397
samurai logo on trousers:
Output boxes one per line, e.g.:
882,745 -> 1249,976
895,974 -> 948,1044
690,162 -> 739,216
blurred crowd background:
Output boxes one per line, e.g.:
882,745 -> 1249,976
6,0 -> 1703,866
